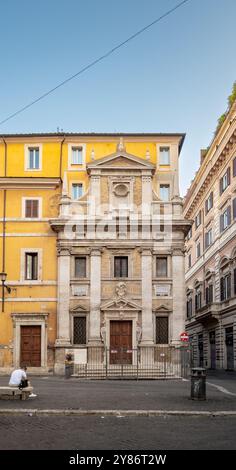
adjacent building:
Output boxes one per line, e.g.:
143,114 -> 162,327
184,101 -> 236,370
0,133 -> 190,374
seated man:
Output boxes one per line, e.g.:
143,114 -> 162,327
9,366 -> 37,397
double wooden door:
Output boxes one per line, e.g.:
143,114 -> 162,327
110,320 -> 132,364
20,326 -> 41,367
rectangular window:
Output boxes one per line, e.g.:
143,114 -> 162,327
71,146 -> 83,165
233,157 -> 236,177
220,167 -> 230,194
188,253 -> 191,269
25,200 -> 39,218
206,284 -> 213,305
234,268 -> 236,295
220,206 -> 231,232
205,192 -> 213,214
72,183 -> 83,200
74,257 -> 86,278
187,226 -> 192,240
73,316 -> 86,344
28,147 -> 40,169
205,228 -> 213,249
159,147 -> 170,165
195,291 -> 202,311
187,298 -> 192,318
195,211 -> 201,229
233,198 -> 236,219
114,256 -> 128,278
25,252 -> 38,280
156,257 -> 168,277
156,316 -> 168,344
160,184 -> 170,202
220,274 -> 231,301
196,242 -> 201,258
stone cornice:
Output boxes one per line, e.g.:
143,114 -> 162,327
0,177 -> 61,189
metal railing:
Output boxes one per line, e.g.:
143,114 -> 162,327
73,345 -> 191,380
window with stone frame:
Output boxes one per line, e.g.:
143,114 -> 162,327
156,316 -> 168,344
205,192 -> 213,214
220,258 -> 231,301
114,256 -> 128,278
73,316 -> 86,344
186,296 -> 193,319
232,250 -> 236,296
156,257 -> 168,277
195,211 -> 202,229
220,167 -> 230,194
205,271 -> 214,305
25,252 -> 38,280
194,281 -> 202,312
220,206 -> 231,232
74,257 -> 87,278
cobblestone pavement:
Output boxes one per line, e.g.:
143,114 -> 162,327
0,415 -> 236,450
0,373 -> 236,411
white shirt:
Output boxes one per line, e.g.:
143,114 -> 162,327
9,369 -> 27,386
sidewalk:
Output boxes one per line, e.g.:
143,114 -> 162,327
0,373 -> 236,414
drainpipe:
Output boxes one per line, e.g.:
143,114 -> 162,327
59,135 -> 66,181
1,137 -> 7,311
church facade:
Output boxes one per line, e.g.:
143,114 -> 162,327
0,133 -> 190,374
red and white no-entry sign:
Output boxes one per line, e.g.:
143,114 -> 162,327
180,331 -> 189,342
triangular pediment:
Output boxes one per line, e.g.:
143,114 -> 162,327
154,304 -> 171,313
100,297 -> 142,311
70,304 -> 88,312
87,151 -> 155,171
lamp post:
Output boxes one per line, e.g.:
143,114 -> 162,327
0,272 -> 11,313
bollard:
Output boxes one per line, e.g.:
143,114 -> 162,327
190,367 -> 206,400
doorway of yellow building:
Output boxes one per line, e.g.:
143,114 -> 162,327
20,325 -> 41,367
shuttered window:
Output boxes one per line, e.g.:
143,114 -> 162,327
73,317 -> 86,344
28,147 -> 40,169
75,257 -> 86,278
206,284 -> 213,304
220,206 -> 231,232
220,167 -> 230,194
220,274 -> 231,301
195,211 -> 201,229
25,253 -> 38,280
156,257 -> 168,277
205,192 -> 213,214
114,256 -> 128,277
156,317 -> 168,344
25,200 -> 39,218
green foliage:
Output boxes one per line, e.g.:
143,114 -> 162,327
228,81 -> 236,108
214,81 -> 236,137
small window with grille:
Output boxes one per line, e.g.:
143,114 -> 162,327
73,316 -> 86,344
156,316 -> 168,344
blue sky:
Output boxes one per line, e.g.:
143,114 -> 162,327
0,0 -> 235,194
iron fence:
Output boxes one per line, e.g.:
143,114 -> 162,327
73,344 -> 191,379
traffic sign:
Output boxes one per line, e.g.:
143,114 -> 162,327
180,331 -> 189,342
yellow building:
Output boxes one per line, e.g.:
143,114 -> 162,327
0,133 -> 190,375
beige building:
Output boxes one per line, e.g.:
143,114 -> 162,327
184,101 -> 236,370
49,134 -> 190,375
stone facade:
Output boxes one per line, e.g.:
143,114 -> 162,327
50,136 -> 190,374
184,101 -> 236,370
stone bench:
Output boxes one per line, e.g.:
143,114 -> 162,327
0,386 -> 34,401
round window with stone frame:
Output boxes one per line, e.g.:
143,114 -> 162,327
113,183 -> 129,197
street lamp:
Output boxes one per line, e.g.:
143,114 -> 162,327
0,272 -> 11,312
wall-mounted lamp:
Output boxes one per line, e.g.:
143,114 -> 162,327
0,272 -> 11,312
